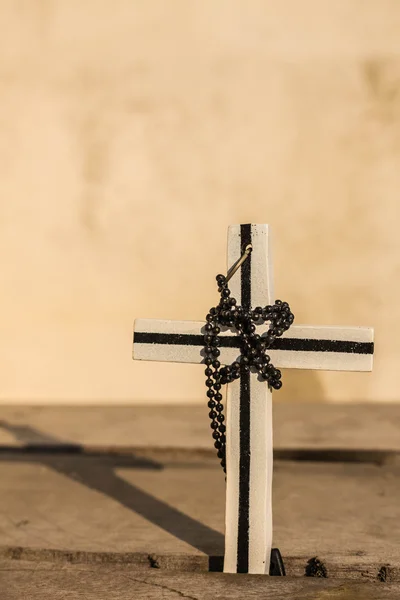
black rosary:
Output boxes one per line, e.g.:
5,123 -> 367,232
204,248 -> 294,472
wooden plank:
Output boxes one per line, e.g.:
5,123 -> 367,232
0,451 -> 399,580
0,404 -> 400,451
134,319 -> 373,371
0,562 -> 398,600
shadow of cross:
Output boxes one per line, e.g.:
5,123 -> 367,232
0,420 -> 225,565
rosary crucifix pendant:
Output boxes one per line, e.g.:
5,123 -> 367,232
133,224 -> 374,575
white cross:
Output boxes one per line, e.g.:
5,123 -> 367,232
132,223 -> 374,575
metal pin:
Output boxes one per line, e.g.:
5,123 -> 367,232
225,244 -> 253,284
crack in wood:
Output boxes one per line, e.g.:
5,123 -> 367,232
122,573 -> 199,600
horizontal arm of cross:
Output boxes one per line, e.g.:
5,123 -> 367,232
133,319 -> 374,372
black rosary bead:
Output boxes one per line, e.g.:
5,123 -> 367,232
204,272 -> 294,473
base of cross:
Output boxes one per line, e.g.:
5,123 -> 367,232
210,549 -> 285,575
269,548 -> 286,576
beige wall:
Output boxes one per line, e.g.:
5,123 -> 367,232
0,1 -> 399,404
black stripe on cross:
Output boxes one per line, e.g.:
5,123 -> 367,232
237,223 -> 252,573
133,333 -> 374,356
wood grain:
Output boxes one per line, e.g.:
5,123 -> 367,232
0,405 -> 399,586
0,450 -> 399,580
0,562 -> 398,600
0,404 -> 399,451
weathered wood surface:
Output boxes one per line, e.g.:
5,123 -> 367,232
0,403 -> 399,451
0,450 -> 399,580
0,562 -> 398,600
0,404 -> 399,595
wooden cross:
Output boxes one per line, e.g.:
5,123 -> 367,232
132,224 -> 374,575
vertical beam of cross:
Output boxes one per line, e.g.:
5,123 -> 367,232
224,224 -> 274,574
